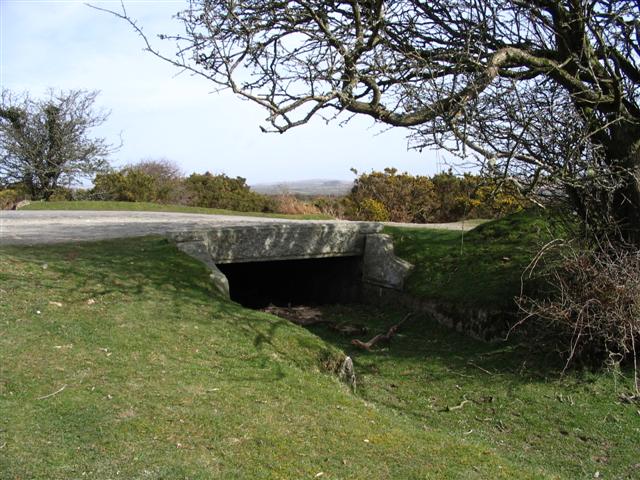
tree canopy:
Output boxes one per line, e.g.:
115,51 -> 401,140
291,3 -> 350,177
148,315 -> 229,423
108,0 -> 640,243
0,89 -> 113,200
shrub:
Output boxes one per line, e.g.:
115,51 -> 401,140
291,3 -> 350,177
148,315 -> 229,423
346,168 -> 436,222
350,197 -> 390,221
313,196 -> 347,218
184,172 -> 274,212
129,158 -> 186,204
345,168 -> 528,223
48,189 -> 73,202
0,188 -> 20,210
93,170 -> 157,202
92,159 -> 184,204
272,194 -> 321,215
517,242 -> 640,392
463,177 -> 528,219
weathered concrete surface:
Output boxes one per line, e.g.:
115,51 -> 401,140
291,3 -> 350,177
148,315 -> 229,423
174,239 -> 231,298
0,210 -> 303,245
169,222 -> 382,263
383,219 -> 487,231
169,223 -> 404,294
0,210 -> 483,245
362,234 -> 414,290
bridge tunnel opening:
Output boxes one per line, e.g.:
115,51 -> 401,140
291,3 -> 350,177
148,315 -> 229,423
216,256 -> 363,309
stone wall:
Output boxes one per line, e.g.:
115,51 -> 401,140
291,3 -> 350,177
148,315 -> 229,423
362,284 -> 514,342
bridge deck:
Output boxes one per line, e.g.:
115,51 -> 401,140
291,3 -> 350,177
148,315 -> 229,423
0,210 -> 378,247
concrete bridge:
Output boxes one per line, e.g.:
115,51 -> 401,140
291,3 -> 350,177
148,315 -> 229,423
0,211 -> 413,299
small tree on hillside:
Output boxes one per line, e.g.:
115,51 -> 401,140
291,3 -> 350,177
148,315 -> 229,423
0,89 -> 114,199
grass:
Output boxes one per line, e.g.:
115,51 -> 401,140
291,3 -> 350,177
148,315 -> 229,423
1,224 -> 638,478
1,237 -> 531,479
386,209 -> 563,309
309,305 -> 640,479
20,200 -> 332,220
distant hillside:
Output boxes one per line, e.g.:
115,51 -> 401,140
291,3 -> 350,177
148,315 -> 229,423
251,179 -> 352,196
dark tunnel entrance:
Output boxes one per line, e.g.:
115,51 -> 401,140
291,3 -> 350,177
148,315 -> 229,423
216,256 -> 363,308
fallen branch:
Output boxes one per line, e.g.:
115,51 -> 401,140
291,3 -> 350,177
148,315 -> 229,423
467,361 -> 494,375
351,313 -> 413,351
37,384 -> 67,400
445,398 -> 471,412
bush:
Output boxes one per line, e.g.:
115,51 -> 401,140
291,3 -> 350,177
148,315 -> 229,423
517,242 -> 640,390
313,196 -> 347,218
345,197 -> 389,221
346,168 -> 436,222
430,170 -> 528,221
345,168 -> 528,223
430,170 -> 470,221
48,189 -> 73,202
271,194 -> 321,215
92,159 -> 185,204
184,172 -> 274,212
93,170 -> 157,202
0,188 -> 21,210
129,158 -> 186,204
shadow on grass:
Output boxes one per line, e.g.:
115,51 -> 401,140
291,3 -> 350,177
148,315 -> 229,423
302,303 -> 569,385
0,236 -> 218,306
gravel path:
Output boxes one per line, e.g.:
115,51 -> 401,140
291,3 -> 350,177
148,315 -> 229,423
0,210 -> 477,246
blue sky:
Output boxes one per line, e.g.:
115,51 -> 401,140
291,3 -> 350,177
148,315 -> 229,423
1,0 -> 451,184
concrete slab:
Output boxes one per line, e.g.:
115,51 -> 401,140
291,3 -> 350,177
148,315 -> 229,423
0,210 -> 370,246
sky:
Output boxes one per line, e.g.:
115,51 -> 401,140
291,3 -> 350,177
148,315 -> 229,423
0,0 -> 452,185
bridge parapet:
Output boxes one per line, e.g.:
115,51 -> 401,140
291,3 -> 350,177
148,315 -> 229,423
169,222 -> 382,263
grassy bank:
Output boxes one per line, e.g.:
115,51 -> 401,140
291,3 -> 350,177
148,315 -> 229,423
19,200 -> 331,220
386,209 -> 561,309
1,231 -> 637,478
1,237 -> 529,479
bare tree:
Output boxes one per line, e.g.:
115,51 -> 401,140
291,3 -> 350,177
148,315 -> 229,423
0,89 -> 114,200
103,0 -> 639,244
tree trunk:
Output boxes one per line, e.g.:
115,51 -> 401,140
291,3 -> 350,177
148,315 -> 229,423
608,125 -> 640,246
568,123 -> 640,248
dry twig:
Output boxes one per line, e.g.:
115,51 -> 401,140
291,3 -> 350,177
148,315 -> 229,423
37,384 -> 67,400
351,313 -> 413,351
445,398 -> 471,412
467,361 -> 494,375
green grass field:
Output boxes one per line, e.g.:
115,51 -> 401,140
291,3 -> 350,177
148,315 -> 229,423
1,215 -> 638,478
20,200 -> 331,220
